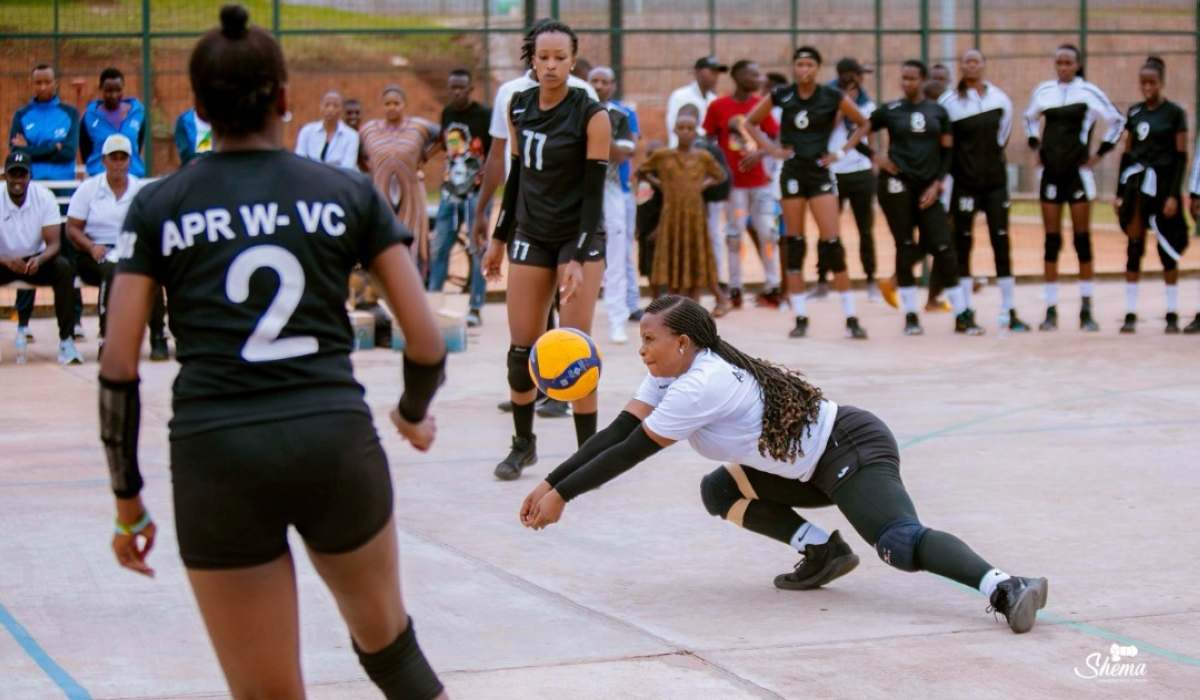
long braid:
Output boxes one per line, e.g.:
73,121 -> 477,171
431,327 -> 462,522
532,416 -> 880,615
645,296 -> 825,463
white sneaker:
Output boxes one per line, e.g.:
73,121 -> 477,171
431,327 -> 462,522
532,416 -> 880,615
610,323 -> 629,345
16,325 -> 34,343
867,285 -> 883,303
58,338 -> 83,365
73,323 -> 86,340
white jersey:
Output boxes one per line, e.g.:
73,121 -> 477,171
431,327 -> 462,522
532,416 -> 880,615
636,350 -> 838,482
828,96 -> 876,175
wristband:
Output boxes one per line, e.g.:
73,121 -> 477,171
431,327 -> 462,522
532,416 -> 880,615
114,512 -> 152,536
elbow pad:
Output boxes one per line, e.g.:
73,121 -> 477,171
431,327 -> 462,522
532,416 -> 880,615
492,155 -> 522,243
571,159 -> 609,264
397,353 -> 447,423
99,376 -> 143,499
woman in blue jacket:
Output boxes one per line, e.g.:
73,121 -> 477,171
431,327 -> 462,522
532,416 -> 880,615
79,67 -> 148,177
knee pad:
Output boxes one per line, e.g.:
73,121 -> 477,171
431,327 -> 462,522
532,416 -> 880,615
818,239 -> 847,273
700,466 -> 741,518
1044,233 -> 1063,263
895,241 -> 920,287
874,518 -> 930,573
1126,238 -> 1145,273
785,236 -> 806,274
1073,231 -> 1093,264
354,617 -> 444,700
507,344 -> 536,393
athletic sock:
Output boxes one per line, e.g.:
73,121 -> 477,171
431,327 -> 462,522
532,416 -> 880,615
512,400 -> 535,440
947,286 -> 967,316
978,568 -> 1011,598
959,277 -> 974,311
573,411 -> 598,447
899,286 -> 919,314
789,522 -> 830,550
998,276 -> 1016,313
1045,282 -> 1059,308
1166,284 -> 1179,313
790,294 -> 808,318
839,291 -> 856,318
1126,282 -> 1139,314
1080,280 -> 1095,299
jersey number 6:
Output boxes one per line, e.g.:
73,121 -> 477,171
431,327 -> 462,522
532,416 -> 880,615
225,245 -> 320,362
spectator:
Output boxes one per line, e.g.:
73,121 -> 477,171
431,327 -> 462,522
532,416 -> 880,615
79,67 -> 148,177
359,86 -> 440,271
0,152 -> 81,364
608,75 -> 644,322
294,90 -> 359,170
666,57 -> 726,147
65,134 -> 169,360
174,108 -> 212,167
426,69 -> 491,327
635,139 -> 666,287
343,97 -> 370,173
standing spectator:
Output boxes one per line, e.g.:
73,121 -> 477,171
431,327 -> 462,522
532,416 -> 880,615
703,60 -> 782,310
174,108 -> 212,167
9,63 -> 80,345
0,152 -> 81,364
606,79 -> 644,322
635,138 -> 665,288
426,68 -> 491,327
359,86 -> 440,271
294,90 -> 359,170
343,97 -> 370,173
588,66 -> 637,344
79,67 -> 148,177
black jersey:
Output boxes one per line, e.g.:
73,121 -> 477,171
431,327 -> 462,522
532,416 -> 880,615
870,98 -> 951,184
939,82 -> 1012,190
1126,100 -> 1186,171
117,150 -> 411,438
771,83 -> 844,161
1023,77 -> 1124,174
510,86 -> 606,243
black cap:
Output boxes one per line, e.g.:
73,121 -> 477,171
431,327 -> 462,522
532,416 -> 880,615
5,151 -> 31,174
694,56 -> 728,72
836,57 -> 873,75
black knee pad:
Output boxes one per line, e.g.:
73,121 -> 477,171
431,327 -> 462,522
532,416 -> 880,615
818,239 -> 847,273
507,344 -> 536,393
1073,231 -> 1093,264
933,245 -> 959,288
785,236 -> 806,274
895,241 -> 920,287
1044,233 -> 1063,263
700,466 -> 740,518
1126,238 -> 1145,273
354,617 -> 444,700
874,518 -> 930,572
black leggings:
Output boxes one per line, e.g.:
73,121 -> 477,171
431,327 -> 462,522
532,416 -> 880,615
818,169 -> 877,282
877,174 -> 959,288
951,184 -> 1012,278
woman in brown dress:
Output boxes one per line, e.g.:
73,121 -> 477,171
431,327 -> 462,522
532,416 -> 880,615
360,85 -> 440,269
637,107 -> 728,308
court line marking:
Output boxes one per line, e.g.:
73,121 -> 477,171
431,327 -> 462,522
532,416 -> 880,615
0,602 -> 93,700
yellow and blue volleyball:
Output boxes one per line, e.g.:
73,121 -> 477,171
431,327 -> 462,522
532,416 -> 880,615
528,328 -> 603,402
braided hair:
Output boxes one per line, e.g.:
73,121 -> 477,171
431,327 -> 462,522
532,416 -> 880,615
520,18 -> 578,68
644,295 -> 825,464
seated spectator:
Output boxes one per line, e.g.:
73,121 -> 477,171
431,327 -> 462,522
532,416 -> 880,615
65,134 -> 169,360
0,152 -> 81,364
294,90 -> 359,170
79,67 -> 148,177
174,108 -> 212,167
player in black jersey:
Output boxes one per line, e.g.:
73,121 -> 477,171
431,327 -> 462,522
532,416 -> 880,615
744,46 -> 871,340
480,20 -> 611,481
1024,44 -> 1125,331
940,49 -> 1030,333
869,60 -> 978,336
98,7 -> 449,699
1114,57 -> 1189,334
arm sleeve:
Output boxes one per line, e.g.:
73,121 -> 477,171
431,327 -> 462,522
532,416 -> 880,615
397,354 -> 447,423
570,158 -> 608,263
552,427 -> 665,502
545,411 -> 642,488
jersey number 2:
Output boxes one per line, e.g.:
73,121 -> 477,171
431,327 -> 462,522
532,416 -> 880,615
522,130 -> 546,170
225,245 -> 319,362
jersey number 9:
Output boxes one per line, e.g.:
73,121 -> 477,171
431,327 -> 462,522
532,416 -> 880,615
226,245 -> 320,363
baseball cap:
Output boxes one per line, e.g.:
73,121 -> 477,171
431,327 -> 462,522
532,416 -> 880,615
4,151 -> 31,174
102,134 -> 133,156
836,57 -> 873,75
694,56 -> 728,72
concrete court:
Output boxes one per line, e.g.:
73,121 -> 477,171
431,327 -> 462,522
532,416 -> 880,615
2,278 -> 1199,700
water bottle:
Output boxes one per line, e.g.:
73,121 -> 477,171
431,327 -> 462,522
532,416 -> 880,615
15,332 -> 28,364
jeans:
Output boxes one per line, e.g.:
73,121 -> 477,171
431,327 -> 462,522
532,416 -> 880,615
723,185 -> 781,290
623,189 -> 640,313
427,194 -> 485,310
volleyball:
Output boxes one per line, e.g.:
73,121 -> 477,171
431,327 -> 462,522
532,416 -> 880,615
528,328 -> 603,402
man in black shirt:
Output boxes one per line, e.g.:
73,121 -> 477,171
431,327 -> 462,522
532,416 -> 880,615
426,68 -> 492,326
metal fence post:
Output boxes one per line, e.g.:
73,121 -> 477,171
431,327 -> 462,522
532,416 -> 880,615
1079,0 -> 1087,62
550,0 -> 559,19
611,0 -> 624,99
524,0 -> 536,26
973,0 -> 981,51
482,0 -> 491,100
874,0 -> 882,102
920,0 -> 929,65
789,0 -> 798,51
53,0 -> 61,75
273,0 -> 282,39
708,0 -> 716,57
142,0 -> 153,175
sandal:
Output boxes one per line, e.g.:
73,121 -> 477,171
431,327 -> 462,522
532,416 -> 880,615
711,302 -> 732,318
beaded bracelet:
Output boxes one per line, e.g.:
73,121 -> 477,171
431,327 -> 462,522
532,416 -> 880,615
114,512 -> 152,537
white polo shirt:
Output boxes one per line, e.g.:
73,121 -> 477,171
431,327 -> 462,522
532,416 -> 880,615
294,120 -> 360,170
665,80 -> 717,147
635,349 -> 838,482
489,69 -> 600,141
66,173 -> 144,246
0,182 -> 60,258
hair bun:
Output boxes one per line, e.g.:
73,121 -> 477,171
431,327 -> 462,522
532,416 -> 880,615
220,4 -> 250,39
1147,55 -> 1165,67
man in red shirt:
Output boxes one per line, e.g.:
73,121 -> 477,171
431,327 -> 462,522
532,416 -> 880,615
703,60 -> 782,308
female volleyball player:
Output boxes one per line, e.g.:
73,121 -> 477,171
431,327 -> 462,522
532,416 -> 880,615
1024,44 -> 1124,331
1114,56 -> 1189,334
521,295 -> 1049,635
480,19 -> 611,481
100,6 -> 449,699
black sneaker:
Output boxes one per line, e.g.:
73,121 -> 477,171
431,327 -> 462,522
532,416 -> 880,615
1185,313 -> 1200,334
789,316 -> 809,338
774,530 -> 860,590
494,435 -> 538,481
1009,309 -> 1030,332
987,576 -> 1049,634
1080,301 -> 1100,331
1120,313 -> 1137,334
955,310 -> 985,336
756,287 -> 783,308
150,335 -> 170,361
536,398 -> 572,418
1039,306 -> 1058,331
1165,312 -> 1180,334
904,312 -> 923,336
845,316 -> 867,339
729,287 -> 743,309
627,309 -> 645,323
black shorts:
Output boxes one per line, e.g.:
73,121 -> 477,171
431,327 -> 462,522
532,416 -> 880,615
508,228 -> 606,269
1039,166 -> 1096,204
1118,175 -> 1190,265
780,159 -> 838,200
172,411 -> 393,569
808,405 -> 900,496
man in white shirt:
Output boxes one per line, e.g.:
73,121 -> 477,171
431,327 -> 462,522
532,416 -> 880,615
0,151 -> 81,363
665,56 -> 726,148
294,90 -> 360,170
